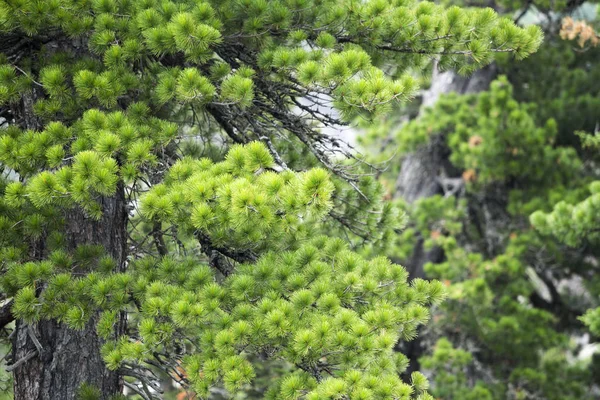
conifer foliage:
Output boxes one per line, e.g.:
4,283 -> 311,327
362,25 -> 600,398
0,0 -> 540,398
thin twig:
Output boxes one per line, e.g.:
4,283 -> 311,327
5,350 -> 37,372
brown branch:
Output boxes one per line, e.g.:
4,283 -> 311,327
514,0 -> 533,25
337,36 -> 515,55
5,350 -> 37,372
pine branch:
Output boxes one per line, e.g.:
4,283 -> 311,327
205,103 -> 248,144
195,232 -> 258,275
151,222 -> 168,256
514,0 -> 533,25
337,37 -> 515,55
5,350 -> 37,372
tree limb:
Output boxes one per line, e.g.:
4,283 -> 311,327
195,232 -> 258,276
0,300 -> 14,330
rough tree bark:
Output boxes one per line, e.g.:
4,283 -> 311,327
12,188 -> 127,400
7,79 -> 127,398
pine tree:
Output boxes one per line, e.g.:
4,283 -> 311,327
531,135 -> 600,336
360,5 -> 600,398
0,0 -> 541,399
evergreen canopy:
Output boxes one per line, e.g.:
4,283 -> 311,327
0,0 -> 544,399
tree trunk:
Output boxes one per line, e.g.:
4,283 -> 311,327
12,188 -> 127,400
420,63 -> 498,110
396,63 -> 498,275
396,64 -> 497,377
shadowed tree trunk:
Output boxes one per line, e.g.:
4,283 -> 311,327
396,63 -> 499,276
7,78 -> 127,398
12,189 -> 127,399
396,63 -> 497,378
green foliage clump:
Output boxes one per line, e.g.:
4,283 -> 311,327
0,108 -> 177,218
530,139 -> 600,340
397,76 -> 580,187
420,338 -> 494,400
503,37 -> 600,146
0,135 -> 446,398
141,143 -> 334,252
580,307 -> 600,336
0,0 -> 542,124
6,232 -> 446,398
531,180 -> 600,247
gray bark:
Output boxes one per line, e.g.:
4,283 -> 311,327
396,63 -> 498,203
394,144 -> 444,205
420,63 -> 498,111
12,188 -> 127,399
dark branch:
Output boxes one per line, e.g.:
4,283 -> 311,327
0,300 -> 14,330
195,232 -> 258,276
205,104 -> 248,144
151,222 -> 168,256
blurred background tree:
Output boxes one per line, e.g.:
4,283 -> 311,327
359,0 -> 600,398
